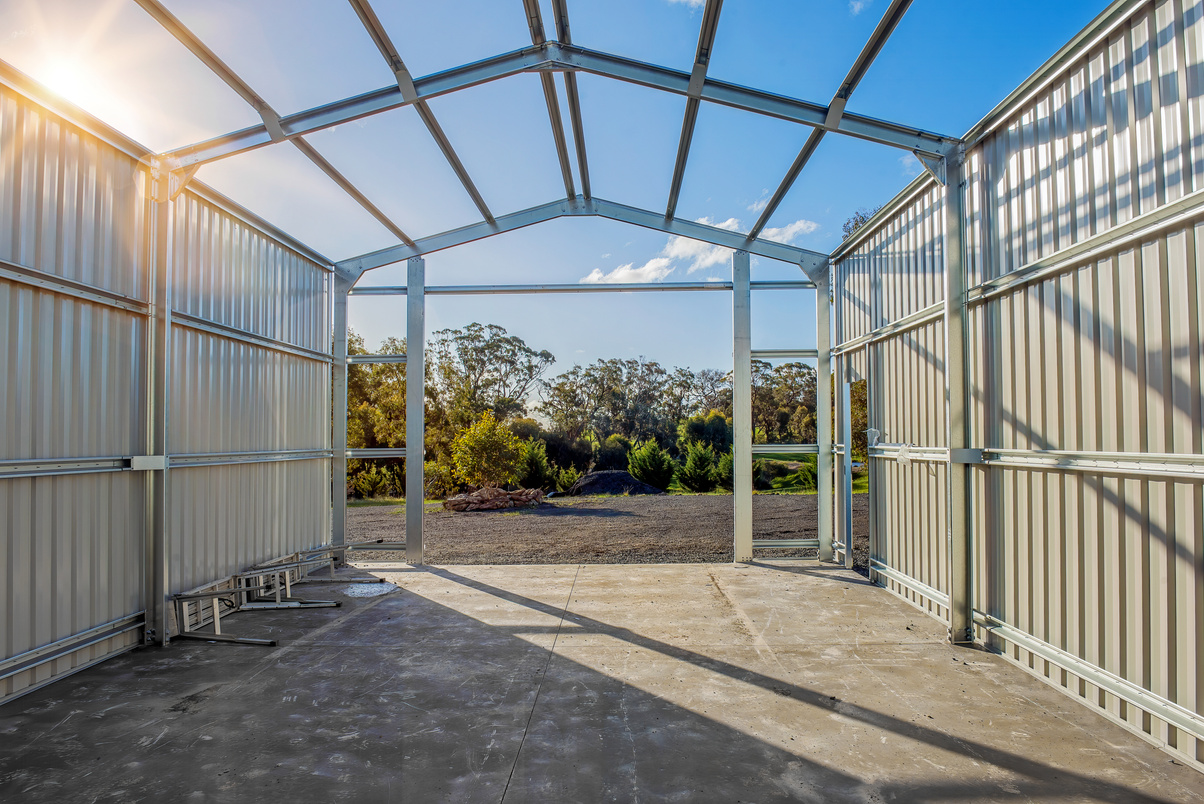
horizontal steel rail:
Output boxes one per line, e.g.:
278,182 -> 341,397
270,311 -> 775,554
346,448 -> 407,459
169,450 -> 334,468
870,560 -> 950,610
981,448 -> 1204,482
966,186 -> 1204,306
348,279 -> 814,296
347,354 -> 407,364
868,444 -> 950,463
0,613 -> 145,683
750,349 -> 818,360
832,301 -> 945,355
172,311 -> 333,364
750,444 -> 819,455
0,457 -> 129,479
752,539 -> 819,549
0,258 -> 150,314
973,610 -> 1204,741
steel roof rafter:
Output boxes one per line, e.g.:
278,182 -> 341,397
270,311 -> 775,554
346,0 -> 495,224
550,0 -> 591,200
132,0 -> 417,247
337,195 -> 827,279
746,0 -> 913,240
665,0 -> 723,220
522,0 -> 577,199
156,43 -> 958,174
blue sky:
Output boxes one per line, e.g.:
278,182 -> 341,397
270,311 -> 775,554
1,0 -> 1108,376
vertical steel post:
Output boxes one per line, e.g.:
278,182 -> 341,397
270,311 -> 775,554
840,372 -> 854,569
815,266 -> 834,561
943,148 -> 973,644
732,250 -> 753,562
332,275 -> 351,555
405,257 -> 426,565
147,184 -> 172,646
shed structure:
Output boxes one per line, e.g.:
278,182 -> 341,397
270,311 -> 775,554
0,0 -> 1202,776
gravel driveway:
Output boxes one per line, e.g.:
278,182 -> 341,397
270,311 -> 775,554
348,493 -> 870,573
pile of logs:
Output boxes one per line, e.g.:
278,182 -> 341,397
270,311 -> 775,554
442,487 -> 545,512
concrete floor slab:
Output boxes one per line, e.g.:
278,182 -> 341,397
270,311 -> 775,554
0,561 -> 1201,803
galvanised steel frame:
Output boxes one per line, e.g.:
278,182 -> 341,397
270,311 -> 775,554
127,0 -> 966,623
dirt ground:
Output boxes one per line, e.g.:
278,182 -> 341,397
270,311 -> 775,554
348,493 -> 871,574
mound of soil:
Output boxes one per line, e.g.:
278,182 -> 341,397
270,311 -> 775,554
567,470 -> 664,497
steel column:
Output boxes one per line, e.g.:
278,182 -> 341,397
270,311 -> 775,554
942,150 -> 972,644
815,267 -> 834,561
405,257 -> 426,565
332,276 -> 351,553
147,192 -> 172,646
732,250 -> 753,562
840,372 -> 854,569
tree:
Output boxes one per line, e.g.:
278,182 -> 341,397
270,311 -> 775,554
627,440 -> 676,490
678,410 -> 731,453
514,438 -> 559,491
451,411 -> 523,488
694,368 -> 730,414
430,323 -> 554,428
842,206 -> 883,240
676,441 -> 718,493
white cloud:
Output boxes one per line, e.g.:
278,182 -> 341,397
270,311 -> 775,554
600,252 -> 611,258
668,0 -> 706,7
662,216 -> 741,273
849,0 -> 867,15
899,152 -> 923,179
762,218 -> 820,243
581,257 -> 675,284
747,189 -> 770,213
578,214 -> 819,283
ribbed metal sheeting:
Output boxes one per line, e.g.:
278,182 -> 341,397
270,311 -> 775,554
166,175 -> 332,595
833,0 -> 1204,769
868,318 -> 949,620
0,74 -> 333,701
0,82 -> 148,701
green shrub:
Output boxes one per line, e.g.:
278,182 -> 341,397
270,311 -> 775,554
627,440 -> 676,490
676,441 -> 718,492
352,464 -> 399,499
452,411 -> 523,487
424,459 -> 460,499
515,439 -> 559,491
555,464 -> 582,492
716,450 -> 734,490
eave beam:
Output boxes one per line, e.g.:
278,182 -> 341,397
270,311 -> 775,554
522,0 -> 577,199
748,0 -> 914,239
666,0 -> 723,219
346,0 -> 494,223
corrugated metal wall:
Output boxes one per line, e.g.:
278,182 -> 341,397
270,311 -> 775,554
167,187 -> 332,593
833,0 -> 1204,769
0,69 -> 332,703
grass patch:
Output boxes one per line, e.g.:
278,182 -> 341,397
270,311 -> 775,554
348,498 -> 442,508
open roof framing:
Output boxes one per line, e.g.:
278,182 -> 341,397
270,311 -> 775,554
133,0 -> 961,285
